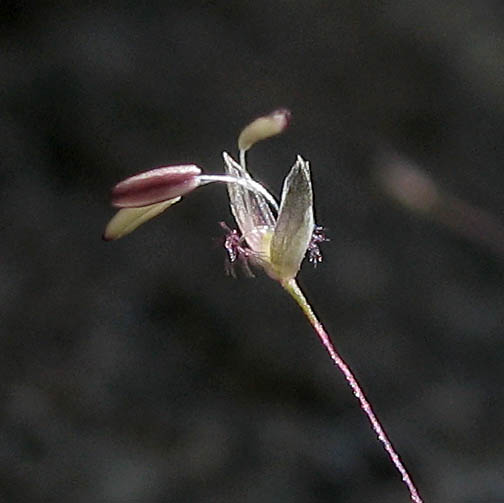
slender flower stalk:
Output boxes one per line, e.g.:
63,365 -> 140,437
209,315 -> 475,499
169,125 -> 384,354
282,278 -> 423,503
103,109 -> 423,502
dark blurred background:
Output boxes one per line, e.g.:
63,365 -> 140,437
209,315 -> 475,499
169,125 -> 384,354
2,1 -> 504,502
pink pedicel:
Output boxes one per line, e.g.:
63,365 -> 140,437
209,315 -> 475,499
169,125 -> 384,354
111,165 -> 202,208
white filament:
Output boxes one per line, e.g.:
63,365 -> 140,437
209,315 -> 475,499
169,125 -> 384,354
198,174 -> 279,213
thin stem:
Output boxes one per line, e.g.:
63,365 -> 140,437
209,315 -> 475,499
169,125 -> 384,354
282,278 -> 423,503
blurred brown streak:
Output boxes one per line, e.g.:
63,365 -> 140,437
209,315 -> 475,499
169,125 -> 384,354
437,195 -> 504,259
377,152 -> 504,260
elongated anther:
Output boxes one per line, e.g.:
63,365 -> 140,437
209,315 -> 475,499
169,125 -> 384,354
103,198 -> 181,241
111,165 -> 202,208
238,108 -> 291,151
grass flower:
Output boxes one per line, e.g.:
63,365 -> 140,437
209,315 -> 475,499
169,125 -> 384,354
221,150 -> 315,281
104,110 -> 423,503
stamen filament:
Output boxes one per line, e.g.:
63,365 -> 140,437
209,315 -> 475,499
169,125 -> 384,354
198,174 -> 279,212
239,149 -> 247,170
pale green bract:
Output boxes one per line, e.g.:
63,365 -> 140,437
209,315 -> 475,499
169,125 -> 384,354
270,156 -> 314,281
223,152 -> 314,281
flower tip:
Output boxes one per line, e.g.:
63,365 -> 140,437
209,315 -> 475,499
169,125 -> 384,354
111,164 -> 201,208
238,108 -> 292,152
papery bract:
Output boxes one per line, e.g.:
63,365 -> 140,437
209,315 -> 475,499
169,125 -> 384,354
223,152 -> 276,258
269,156 -> 314,281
